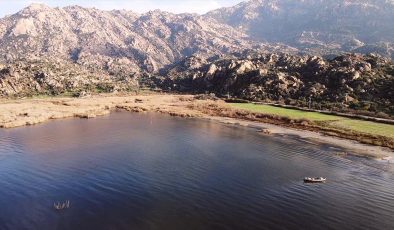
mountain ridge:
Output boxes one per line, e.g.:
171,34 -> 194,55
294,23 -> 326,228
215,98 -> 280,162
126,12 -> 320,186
206,0 -> 394,59
1,0 -> 394,75
2,1 -> 394,65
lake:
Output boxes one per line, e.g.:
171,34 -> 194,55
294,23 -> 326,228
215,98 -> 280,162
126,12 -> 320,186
0,112 -> 393,230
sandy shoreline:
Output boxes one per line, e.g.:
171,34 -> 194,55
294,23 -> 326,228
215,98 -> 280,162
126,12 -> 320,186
0,93 -> 392,158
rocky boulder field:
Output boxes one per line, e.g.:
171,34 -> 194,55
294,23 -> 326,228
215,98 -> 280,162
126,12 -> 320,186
154,53 -> 394,117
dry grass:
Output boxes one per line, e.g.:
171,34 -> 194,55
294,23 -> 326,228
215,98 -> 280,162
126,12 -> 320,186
0,94 -> 202,128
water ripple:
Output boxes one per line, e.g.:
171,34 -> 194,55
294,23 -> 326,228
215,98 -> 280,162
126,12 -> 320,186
0,112 -> 393,230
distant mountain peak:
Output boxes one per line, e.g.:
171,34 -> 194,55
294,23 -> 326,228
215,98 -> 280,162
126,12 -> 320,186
26,3 -> 48,9
21,3 -> 51,13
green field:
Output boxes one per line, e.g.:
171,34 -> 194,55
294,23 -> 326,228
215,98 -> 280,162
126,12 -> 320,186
229,103 -> 394,138
332,120 -> 394,138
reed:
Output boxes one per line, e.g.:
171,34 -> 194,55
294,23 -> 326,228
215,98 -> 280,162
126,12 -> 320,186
54,200 -> 70,210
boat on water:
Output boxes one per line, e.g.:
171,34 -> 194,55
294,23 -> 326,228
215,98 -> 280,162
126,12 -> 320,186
304,177 -> 326,183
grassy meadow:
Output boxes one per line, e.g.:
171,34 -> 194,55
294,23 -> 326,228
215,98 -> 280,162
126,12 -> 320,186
229,103 -> 394,138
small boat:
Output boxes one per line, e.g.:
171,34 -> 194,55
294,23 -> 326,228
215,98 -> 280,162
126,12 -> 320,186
304,177 -> 326,183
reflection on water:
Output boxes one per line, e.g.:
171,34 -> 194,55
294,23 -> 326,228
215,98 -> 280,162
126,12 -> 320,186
0,112 -> 393,230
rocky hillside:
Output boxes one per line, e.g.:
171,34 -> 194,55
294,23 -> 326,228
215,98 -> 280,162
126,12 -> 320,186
0,4 -> 256,73
207,0 -> 394,59
154,53 -> 394,116
0,59 -> 138,97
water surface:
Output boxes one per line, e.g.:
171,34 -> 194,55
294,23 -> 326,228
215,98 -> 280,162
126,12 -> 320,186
0,112 -> 393,230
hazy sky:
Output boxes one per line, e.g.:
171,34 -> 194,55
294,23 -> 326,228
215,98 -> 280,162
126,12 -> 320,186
0,0 -> 244,16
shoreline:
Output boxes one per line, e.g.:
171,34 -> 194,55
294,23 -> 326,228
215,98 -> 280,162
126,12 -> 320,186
203,116 -> 393,159
0,93 -> 393,158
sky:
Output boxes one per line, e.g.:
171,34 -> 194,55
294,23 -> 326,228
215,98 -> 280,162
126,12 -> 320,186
0,0 -> 244,17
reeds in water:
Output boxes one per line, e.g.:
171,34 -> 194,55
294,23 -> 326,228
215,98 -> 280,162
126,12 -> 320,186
53,200 -> 70,210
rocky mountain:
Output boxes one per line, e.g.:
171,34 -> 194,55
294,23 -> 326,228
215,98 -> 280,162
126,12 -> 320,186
0,3 -> 258,74
207,0 -> 394,59
1,1 -> 393,76
154,53 -> 394,116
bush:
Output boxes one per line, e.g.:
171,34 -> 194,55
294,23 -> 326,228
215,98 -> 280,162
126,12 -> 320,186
95,83 -> 115,93
224,98 -> 249,103
376,112 -> 390,119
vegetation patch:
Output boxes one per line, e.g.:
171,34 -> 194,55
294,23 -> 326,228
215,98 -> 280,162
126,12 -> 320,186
229,103 -> 394,138
331,120 -> 394,138
229,103 -> 341,121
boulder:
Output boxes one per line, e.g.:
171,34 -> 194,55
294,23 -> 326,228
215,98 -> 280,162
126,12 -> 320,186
259,128 -> 272,134
235,60 -> 256,74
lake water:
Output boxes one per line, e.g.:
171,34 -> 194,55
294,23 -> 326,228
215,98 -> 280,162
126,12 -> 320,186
0,112 -> 393,230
